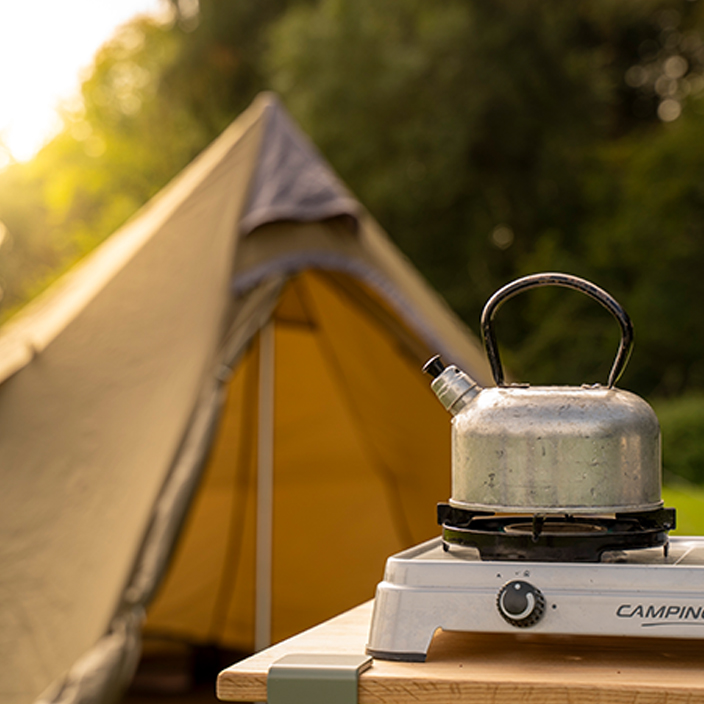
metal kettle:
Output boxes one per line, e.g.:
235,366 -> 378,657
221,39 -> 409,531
424,273 -> 662,515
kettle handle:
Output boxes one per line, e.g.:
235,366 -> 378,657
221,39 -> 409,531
481,272 -> 634,388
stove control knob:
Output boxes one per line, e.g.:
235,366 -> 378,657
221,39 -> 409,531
497,580 -> 545,628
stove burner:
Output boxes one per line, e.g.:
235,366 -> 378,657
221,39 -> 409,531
437,504 -> 676,562
503,520 -> 607,535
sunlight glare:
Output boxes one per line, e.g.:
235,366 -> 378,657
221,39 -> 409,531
0,0 -> 167,163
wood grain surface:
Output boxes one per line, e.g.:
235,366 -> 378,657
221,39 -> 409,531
217,600 -> 704,703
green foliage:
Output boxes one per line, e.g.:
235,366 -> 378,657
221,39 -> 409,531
662,484 -> 704,534
159,0 -> 305,135
3,0 -> 704,404
46,17 -> 208,244
264,0 -> 704,394
266,0 -> 607,314
0,16 -> 204,320
654,394 -> 704,484
592,107 -> 704,395
0,161 -> 58,314
0,2 -> 297,321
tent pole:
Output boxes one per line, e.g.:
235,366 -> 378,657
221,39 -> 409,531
255,320 -> 275,651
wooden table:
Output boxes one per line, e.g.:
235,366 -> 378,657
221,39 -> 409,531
218,600 -> 704,703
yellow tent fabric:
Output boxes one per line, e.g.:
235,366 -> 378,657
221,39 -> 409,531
0,93 -> 492,703
145,269 -> 461,650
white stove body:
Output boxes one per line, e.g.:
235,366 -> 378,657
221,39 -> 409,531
366,536 -> 704,661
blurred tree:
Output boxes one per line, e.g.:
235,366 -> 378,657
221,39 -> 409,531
41,17 -> 206,255
518,1 -> 704,396
264,0 -> 627,380
265,0 -> 704,395
3,0 -> 704,402
0,16 -> 202,317
587,102 -> 704,395
0,1 -> 298,320
0,161 -> 56,312
655,393 -> 704,483
159,0 -> 305,135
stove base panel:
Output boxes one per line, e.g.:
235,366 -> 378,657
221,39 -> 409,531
366,536 -> 704,662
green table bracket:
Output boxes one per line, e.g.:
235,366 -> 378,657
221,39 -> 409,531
267,653 -> 373,704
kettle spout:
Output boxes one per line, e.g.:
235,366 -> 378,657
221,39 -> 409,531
423,355 -> 483,416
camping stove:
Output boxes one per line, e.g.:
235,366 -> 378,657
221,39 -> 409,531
366,515 -> 704,662
367,272 -> 704,662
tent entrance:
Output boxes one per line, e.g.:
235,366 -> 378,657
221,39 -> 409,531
141,270 -> 451,654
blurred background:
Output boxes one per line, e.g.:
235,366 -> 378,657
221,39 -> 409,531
5,0 -> 704,494
4,0 -> 704,695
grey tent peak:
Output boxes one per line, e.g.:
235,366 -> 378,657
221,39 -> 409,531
239,94 -> 360,236
231,250 -> 461,364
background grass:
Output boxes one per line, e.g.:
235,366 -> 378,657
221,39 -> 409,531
662,484 -> 704,535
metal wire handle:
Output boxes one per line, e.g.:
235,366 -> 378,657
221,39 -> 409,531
480,272 -> 634,388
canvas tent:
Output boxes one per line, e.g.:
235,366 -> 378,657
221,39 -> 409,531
0,93 -> 492,704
